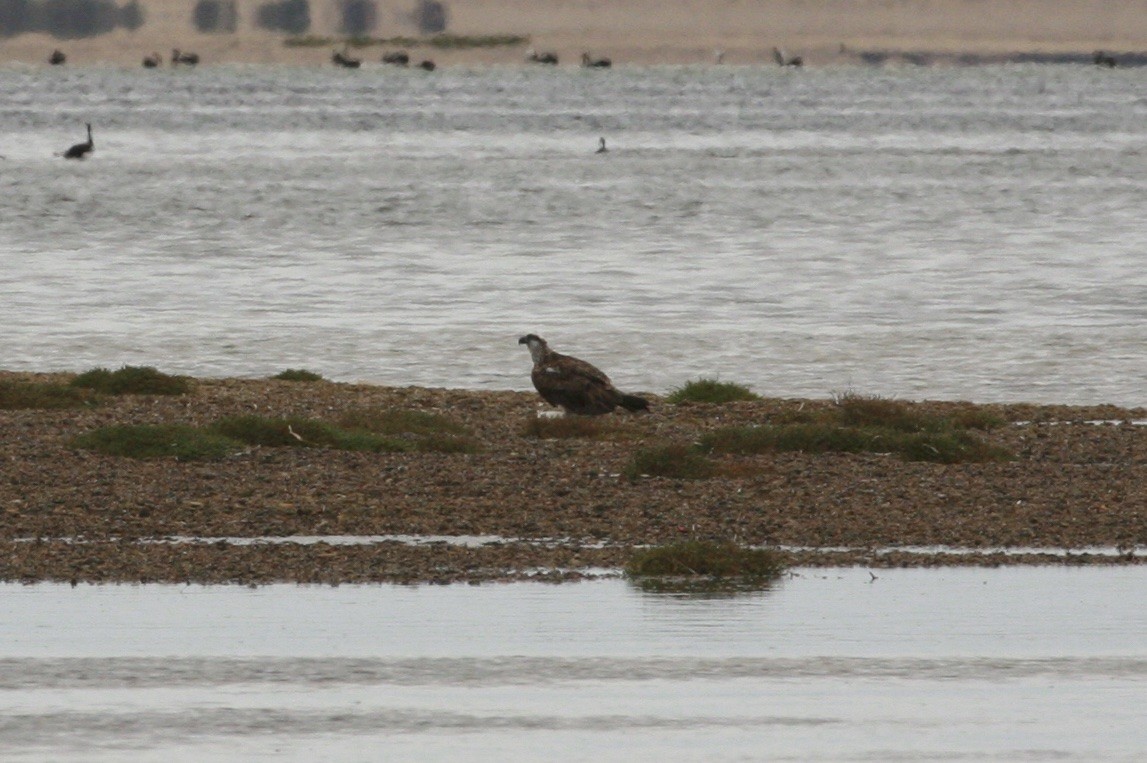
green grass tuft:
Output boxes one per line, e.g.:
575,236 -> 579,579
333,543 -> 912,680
833,392 -> 1004,432
340,408 -> 467,436
338,408 -> 481,453
71,366 -> 192,395
834,391 -> 931,430
892,430 -> 1012,463
700,422 -> 1011,463
0,379 -> 99,409
624,443 -> 715,479
272,369 -> 324,382
627,540 -> 786,582
73,424 -> 243,461
946,405 -> 1007,431
666,378 -> 759,404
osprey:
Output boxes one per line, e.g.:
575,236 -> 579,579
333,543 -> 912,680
519,334 -> 650,415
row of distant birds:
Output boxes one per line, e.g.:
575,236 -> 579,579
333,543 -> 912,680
44,46 -> 807,70
50,48 -> 200,68
46,46 -> 608,71
332,47 -> 436,70
47,46 -> 1134,70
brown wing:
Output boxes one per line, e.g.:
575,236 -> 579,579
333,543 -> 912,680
531,351 -> 623,415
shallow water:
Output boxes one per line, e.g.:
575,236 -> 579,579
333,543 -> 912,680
2,567 -> 1146,761
2,64 -> 1146,404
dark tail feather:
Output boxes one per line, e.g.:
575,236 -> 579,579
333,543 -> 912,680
619,393 -> 650,412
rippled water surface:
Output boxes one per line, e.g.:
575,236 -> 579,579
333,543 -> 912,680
2,64 -> 1146,403
2,567 -> 1146,761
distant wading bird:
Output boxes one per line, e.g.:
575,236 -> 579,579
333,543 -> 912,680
172,49 -> 200,66
1093,50 -> 1117,68
142,52 -> 162,68
519,334 -> 649,415
772,47 -> 803,67
596,137 -> 608,153
64,123 -> 93,160
526,49 -> 559,65
581,52 -> 612,68
332,48 -> 361,68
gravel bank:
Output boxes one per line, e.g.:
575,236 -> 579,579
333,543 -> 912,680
2,371 -> 1145,583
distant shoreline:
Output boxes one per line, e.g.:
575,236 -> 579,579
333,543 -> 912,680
4,0 -> 1147,68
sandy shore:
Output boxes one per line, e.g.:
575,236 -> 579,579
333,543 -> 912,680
4,0 -> 1147,67
1,371 -> 1144,584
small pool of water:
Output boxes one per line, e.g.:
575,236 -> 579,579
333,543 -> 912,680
1,567 -> 1145,761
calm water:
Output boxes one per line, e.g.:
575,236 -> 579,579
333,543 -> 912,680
1,64 -> 1145,404
1,567 -> 1146,761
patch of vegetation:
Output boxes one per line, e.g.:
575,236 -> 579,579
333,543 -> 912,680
340,408 -> 464,436
71,366 -> 192,396
834,391 -> 933,430
272,369 -> 324,382
73,424 -> 243,461
624,443 -> 715,479
834,391 -> 1003,432
945,404 -> 1007,431
667,378 -> 760,404
287,33 -> 528,49
338,408 -> 481,453
700,423 -> 1010,463
283,34 -> 331,47
426,33 -> 528,49
692,392 -> 1010,463
0,379 -> 98,409
626,540 -> 786,593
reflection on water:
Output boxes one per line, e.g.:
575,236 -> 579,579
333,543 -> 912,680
1,567 -> 1145,761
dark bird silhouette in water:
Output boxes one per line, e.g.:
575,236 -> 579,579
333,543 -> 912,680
382,51 -> 410,66
172,49 -> 200,66
64,123 -> 93,160
1093,50 -> 1117,68
142,52 -> 162,68
332,48 -> 361,68
772,47 -> 803,67
519,334 -> 650,416
596,137 -> 608,153
418,59 -> 437,71
526,49 -> 559,65
49,50 -> 66,65
581,52 -> 612,68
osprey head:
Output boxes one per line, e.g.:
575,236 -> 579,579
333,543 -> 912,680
519,334 -> 548,363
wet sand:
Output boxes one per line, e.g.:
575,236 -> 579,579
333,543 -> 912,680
1,371 -> 1144,583
4,0 -> 1147,68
